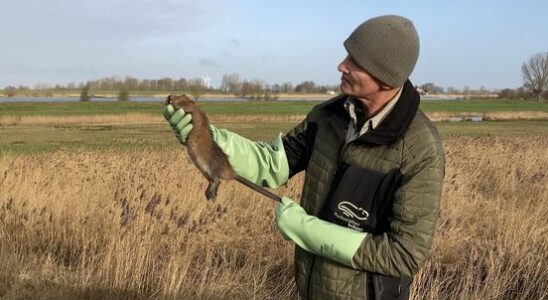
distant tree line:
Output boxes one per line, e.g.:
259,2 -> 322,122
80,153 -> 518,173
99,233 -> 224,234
496,87 -> 531,100
3,52 -> 548,101
415,52 -> 548,101
2,85 -> 54,97
1,76 -> 211,99
415,83 -> 495,97
2,74 -> 339,101
69,76 -> 203,92
0,77 -> 503,100
493,52 -> 548,101
220,73 -> 338,100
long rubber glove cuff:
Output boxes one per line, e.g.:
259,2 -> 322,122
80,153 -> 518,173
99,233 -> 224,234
210,125 -> 289,188
275,197 -> 368,269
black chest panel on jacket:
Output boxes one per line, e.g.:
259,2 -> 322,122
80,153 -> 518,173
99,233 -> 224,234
321,162 -> 402,234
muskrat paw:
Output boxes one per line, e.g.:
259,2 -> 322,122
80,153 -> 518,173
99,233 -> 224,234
205,180 -> 220,201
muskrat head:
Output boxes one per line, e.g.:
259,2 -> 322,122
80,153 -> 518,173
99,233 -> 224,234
166,94 -> 196,112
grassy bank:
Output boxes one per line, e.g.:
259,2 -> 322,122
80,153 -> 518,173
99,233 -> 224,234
420,98 -> 548,113
1,99 -> 547,118
0,121 -> 296,155
0,136 -> 547,299
0,101 -> 320,117
1,119 -> 547,155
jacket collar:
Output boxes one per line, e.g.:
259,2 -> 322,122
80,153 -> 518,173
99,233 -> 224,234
318,80 -> 420,145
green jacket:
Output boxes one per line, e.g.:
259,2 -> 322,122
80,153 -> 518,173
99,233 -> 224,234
282,81 -> 445,299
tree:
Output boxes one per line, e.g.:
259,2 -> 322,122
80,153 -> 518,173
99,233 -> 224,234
419,82 -> 443,95
497,88 -> 517,99
80,84 -> 91,102
446,86 -> 460,94
281,82 -> 294,93
118,90 -> 130,101
4,86 -> 17,97
221,73 -> 241,94
522,52 -> 548,100
124,77 -> 139,90
294,81 -> 317,93
175,78 -> 187,91
239,79 -> 264,99
187,78 -> 205,101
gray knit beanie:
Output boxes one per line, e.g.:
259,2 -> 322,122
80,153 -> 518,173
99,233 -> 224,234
344,15 -> 419,87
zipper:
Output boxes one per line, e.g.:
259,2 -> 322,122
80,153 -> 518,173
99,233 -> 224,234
338,142 -> 351,163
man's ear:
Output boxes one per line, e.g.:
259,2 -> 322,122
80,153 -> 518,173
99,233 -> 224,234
371,75 -> 394,91
380,84 -> 394,91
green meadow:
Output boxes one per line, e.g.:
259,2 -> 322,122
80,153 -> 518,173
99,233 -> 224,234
0,101 -> 319,117
0,99 -> 547,155
1,98 -> 547,117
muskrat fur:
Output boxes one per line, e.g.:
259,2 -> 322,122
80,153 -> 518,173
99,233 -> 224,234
166,94 -> 236,201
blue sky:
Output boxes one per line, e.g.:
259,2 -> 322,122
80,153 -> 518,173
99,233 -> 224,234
1,0 -> 547,90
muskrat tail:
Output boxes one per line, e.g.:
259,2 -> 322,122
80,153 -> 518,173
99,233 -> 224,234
234,175 -> 282,202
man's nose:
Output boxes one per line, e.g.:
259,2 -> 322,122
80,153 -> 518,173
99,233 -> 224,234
338,57 -> 350,74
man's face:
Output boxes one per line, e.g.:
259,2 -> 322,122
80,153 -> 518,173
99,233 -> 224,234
338,55 -> 383,99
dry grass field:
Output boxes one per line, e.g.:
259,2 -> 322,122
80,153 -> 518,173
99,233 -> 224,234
1,134 -> 547,299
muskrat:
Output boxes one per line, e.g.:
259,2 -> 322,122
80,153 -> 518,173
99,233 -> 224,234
166,94 -> 235,201
166,94 -> 282,202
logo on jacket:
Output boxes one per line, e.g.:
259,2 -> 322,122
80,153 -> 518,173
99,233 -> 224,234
337,201 -> 369,221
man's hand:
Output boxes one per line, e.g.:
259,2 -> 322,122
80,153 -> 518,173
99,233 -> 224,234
275,196 -> 368,269
163,104 -> 193,144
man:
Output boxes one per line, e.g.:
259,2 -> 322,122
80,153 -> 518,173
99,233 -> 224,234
164,15 -> 444,300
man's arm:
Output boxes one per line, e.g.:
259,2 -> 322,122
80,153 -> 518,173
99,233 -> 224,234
281,119 -> 313,178
276,137 -> 444,277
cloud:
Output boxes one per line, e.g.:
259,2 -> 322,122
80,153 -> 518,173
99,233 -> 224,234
199,58 -> 221,68
0,0 -> 224,44
260,54 -> 276,62
0,0 -> 228,86
230,38 -> 241,46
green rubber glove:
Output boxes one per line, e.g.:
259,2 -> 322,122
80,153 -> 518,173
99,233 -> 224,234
163,104 -> 193,144
275,197 -> 368,268
210,125 -> 289,188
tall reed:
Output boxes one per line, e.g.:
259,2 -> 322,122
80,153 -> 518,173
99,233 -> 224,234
0,136 -> 546,299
